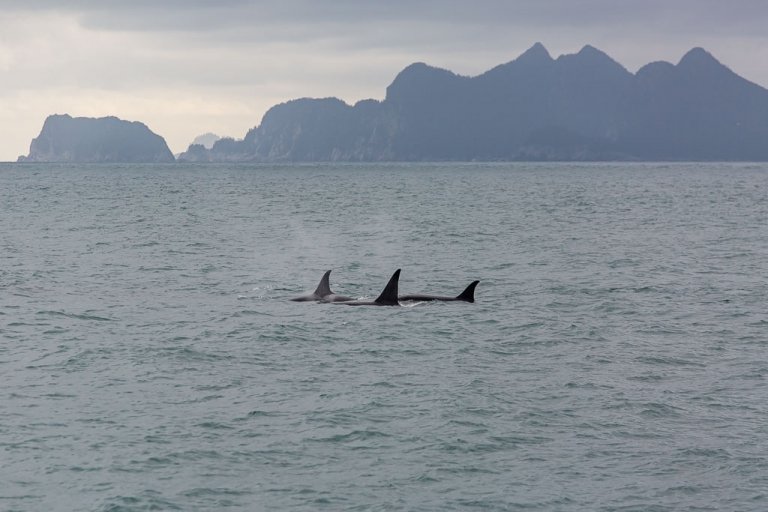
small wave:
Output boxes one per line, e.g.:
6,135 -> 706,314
246,410 -> 278,418
231,309 -> 270,318
195,422 -> 234,430
36,310 -> 114,322
677,447 -> 731,458
639,402 -> 685,419
626,374 -> 666,382
365,381 -> 398,388
69,465 -> 101,473
635,355 -> 705,367
170,450 -> 225,462
143,435 -> 170,444
435,463 -> 499,474
181,487 -> 251,498
42,328 -> 69,335
8,321 -> 38,327
137,265 -> 180,272
446,419 -> 487,429
310,429 -> 391,444
99,494 -> 183,511
157,346 -> 234,362
194,382 -> 240,392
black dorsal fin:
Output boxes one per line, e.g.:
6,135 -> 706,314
313,270 -> 333,298
374,269 -> 401,305
456,280 -> 479,302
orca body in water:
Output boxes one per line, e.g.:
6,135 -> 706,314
399,280 -> 479,303
336,269 -> 401,306
290,270 -> 355,302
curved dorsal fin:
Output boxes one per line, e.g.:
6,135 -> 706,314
313,270 -> 333,298
456,280 -> 479,302
374,269 -> 401,305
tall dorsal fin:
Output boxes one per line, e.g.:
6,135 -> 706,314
456,280 -> 479,302
374,269 -> 401,305
313,270 -> 333,297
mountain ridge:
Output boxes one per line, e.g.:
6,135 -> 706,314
20,44 -> 767,163
177,43 -> 768,162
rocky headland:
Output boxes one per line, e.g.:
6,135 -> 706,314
18,114 -> 175,163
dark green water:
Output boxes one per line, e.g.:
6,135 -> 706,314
2,162 -> 767,511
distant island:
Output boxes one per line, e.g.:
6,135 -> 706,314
20,44 -> 768,163
18,114 -> 174,163
191,133 -> 221,149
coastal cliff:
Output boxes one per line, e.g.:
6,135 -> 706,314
18,114 -> 175,163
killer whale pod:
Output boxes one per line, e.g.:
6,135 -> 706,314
291,269 -> 478,305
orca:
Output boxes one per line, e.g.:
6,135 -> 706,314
336,269 -> 401,306
399,280 -> 479,303
290,270 -> 355,302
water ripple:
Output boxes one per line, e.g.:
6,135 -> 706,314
2,162 -> 768,511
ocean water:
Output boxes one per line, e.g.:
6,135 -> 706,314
1,162 -> 768,511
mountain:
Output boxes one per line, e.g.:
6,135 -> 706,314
626,48 -> 768,160
180,44 -> 768,162
18,114 -> 175,163
192,132 -> 221,149
177,132 -> 222,162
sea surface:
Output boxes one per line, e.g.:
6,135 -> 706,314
1,162 -> 767,511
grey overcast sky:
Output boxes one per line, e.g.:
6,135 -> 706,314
2,0 -> 768,161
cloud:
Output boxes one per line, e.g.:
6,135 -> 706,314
4,2 -> 765,78
7,0 -> 768,37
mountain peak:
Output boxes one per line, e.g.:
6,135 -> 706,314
676,47 -> 736,81
517,42 -> 552,63
678,47 -> 722,68
578,44 -> 600,55
392,62 -> 458,82
574,44 -> 617,64
481,43 -> 552,78
636,60 -> 676,81
386,62 -> 462,103
554,45 -> 629,77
